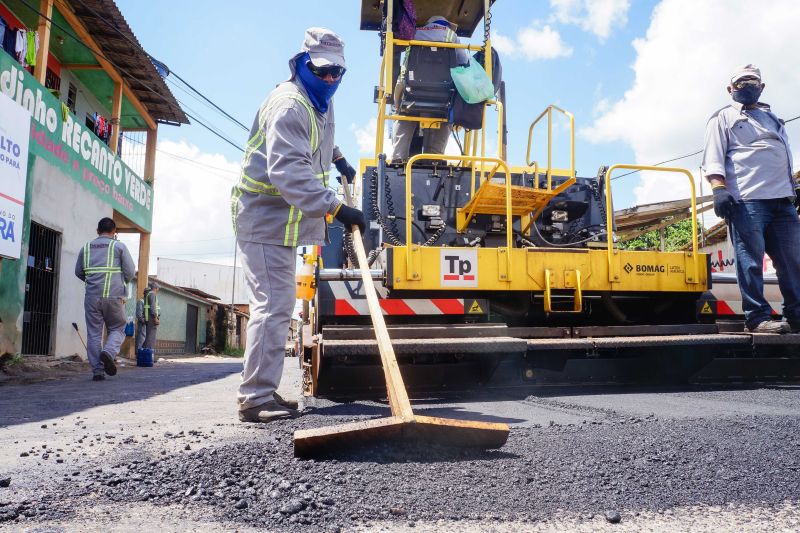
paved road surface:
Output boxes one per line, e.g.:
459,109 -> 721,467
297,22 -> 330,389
0,356 -> 798,532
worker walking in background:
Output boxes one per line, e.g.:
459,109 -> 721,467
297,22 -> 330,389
75,217 -> 136,381
231,27 -> 366,423
143,282 -> 160,351
135,291 -> 146,352
391,16 -> 470,161
702,64 -> 800,334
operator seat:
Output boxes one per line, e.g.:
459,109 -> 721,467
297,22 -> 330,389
396,46 -> 458,119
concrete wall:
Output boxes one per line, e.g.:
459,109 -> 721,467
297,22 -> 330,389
0,156 -> 111,357
58,70 -> 111,132
157,258 -> 249,305
30,157 -> 111,357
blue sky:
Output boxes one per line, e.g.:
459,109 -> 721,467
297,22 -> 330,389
112,0 -> 800,264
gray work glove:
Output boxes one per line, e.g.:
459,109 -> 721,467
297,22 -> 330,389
712,186 -> 736,219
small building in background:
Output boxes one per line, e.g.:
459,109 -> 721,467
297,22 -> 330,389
125,277 -> 215,356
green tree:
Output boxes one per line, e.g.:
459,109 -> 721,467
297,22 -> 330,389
619,218 -> 696,251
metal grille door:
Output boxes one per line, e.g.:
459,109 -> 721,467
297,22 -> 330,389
21,222 -> 61,355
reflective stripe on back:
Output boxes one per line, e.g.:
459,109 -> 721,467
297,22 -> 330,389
236,91 -> 320,198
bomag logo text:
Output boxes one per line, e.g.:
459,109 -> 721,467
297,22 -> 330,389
635,264 -> 665,273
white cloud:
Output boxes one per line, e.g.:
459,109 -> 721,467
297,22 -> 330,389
118,140 -> 240,269
492,24 -> 573,61
351,118 -> 392,156
551,0 -> 630,40
583,0 -> 800,207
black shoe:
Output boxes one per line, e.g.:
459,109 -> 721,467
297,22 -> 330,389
100,351 -> 117,376
789,321 -> 800,334
92,374 -> 105,381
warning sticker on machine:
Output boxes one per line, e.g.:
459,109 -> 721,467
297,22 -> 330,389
467,300 -> 485,314
441,249 -> 478,287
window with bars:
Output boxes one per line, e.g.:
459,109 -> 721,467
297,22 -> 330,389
67,82 -> 77,113
44,68 -> 60,93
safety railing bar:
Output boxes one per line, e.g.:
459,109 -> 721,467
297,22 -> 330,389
392,39 -> 484,51
604,164 -> 700,283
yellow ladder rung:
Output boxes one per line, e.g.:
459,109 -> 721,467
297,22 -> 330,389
543,269 -> 583,314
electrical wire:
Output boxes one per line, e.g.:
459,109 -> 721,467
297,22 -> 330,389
17,0 -> 244,153
71,0 -> 249,132
611,114 -> 800,181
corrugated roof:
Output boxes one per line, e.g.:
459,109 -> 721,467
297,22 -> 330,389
68,0 -> 188,125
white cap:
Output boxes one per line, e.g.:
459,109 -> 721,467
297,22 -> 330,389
301,27 -> 345,69
730,64 -> 761,84
427,15 -> 457,30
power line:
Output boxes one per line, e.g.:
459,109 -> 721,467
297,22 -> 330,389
71,0 -> 249,132
122,134 -> 239,178
17,0 -> 244,153
611,113 -> 800,181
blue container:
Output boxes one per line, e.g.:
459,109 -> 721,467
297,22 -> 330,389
136,348 -> 154,367
125,321 -> 135,337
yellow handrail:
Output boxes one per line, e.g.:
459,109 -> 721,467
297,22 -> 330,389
604,164 -> 700,284
393,39 -> 484,52
404,153 -> 514,280
525,104 -> 575,192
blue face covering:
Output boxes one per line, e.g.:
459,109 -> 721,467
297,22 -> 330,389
732,85 -> 762,106
296,53 -> 341,113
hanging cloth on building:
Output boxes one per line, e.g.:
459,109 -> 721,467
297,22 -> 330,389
60,102 -> 70,121
2,21 -> 16,56
0,16 -> 8,55
15,28 -> 26,66
25,30 -> 38,67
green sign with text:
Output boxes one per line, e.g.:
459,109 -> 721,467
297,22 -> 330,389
0,50 -> 153,231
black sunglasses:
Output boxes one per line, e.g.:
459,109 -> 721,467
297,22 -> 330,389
732,78 -> 761,90
307,62 -> 345,80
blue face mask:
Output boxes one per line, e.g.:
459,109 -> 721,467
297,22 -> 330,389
296,53 -> 341,113
731,85 -> 762,106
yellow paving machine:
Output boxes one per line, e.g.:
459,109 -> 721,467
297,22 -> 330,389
300,0 -> 800,399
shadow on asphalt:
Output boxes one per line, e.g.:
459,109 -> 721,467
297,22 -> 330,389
0,360 -> 242,428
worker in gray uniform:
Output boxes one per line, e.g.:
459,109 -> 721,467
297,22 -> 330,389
143,282 -> 160,350
75,217 -> 136,381
231,27 -> 366,423
135,291 -> 146,351
391,16 -> 470,161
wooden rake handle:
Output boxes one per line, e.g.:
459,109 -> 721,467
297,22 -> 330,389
340,179 -> 414,419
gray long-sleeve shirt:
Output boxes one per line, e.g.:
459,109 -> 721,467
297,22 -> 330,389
233,54 -> 342,247
75,236 -> 136,299
702,101 -> 794,201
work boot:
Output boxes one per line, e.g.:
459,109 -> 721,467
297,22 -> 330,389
100,350 -> 117,376
92,374 -> 105,381
746,320 -> 790,334
238,401 -> 300,423
273,392 -> 299,410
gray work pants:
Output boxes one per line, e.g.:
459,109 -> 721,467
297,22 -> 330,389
135,321 -> 146,351
84,297 -> 127,375
391,119 -> 450,161
144,323 -> 158,350
236,240 -> 295,411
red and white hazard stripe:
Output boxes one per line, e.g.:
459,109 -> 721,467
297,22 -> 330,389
335,298 -> 466,316
326,280 -> 467,316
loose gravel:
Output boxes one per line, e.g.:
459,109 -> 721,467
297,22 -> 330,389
2,408 -> 798,532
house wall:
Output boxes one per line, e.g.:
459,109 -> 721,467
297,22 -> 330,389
125,279 -> 209,355
29,157 -> 111,357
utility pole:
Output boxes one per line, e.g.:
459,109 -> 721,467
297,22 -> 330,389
229,241 -> 238,348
